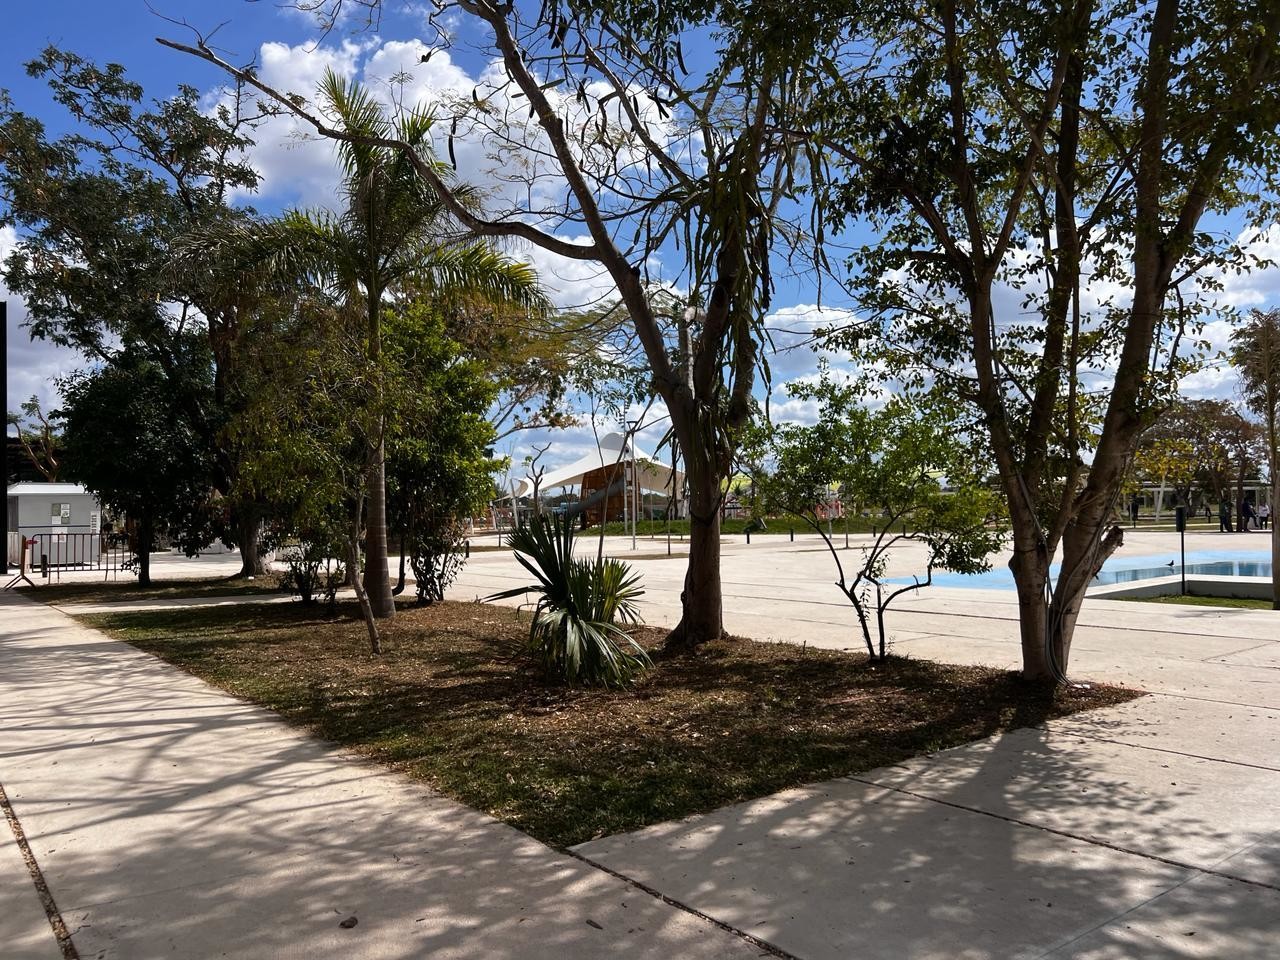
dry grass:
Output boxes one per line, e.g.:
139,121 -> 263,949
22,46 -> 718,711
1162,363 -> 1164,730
84,600 -> 1141,848
19,574 -> 285,606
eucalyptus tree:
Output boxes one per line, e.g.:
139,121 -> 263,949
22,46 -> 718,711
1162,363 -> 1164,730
211,72 -> 547,618
160,0 -> 835,648
817,0 -> 1280,678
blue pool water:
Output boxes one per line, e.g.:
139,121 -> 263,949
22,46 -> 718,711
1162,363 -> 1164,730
897,550 -> 1273,591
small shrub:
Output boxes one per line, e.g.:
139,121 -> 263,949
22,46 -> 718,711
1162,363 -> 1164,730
409,516 -> 468,605
280,538 -> 345,608
487,515 -> 650,687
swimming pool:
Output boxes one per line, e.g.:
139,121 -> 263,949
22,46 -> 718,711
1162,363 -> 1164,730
899,550 -> 1273,590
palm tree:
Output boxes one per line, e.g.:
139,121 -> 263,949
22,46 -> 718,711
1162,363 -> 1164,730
220,72 -> 548,619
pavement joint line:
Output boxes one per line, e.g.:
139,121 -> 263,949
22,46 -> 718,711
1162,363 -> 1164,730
1203,640 -> 1276,661
563,846 -> 802,960
1042,730 -> 1280,775
845,775 -> 1280,894
1141,689 -> 1280,712
0,780 -> 80,960
1022,868 -> 1202,960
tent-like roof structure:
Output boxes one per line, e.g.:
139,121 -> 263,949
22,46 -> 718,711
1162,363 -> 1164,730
515,432 -> 682,499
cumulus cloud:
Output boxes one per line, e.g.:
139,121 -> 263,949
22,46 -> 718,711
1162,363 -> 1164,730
2,226 -> 86,417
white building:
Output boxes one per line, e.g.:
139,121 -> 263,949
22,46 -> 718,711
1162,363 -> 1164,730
6,482 -> 103,567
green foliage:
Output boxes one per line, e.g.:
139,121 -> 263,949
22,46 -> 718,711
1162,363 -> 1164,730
385,305 -> 500,605
750,373 -> 1005,657
1232,309 -> 1280,469
1137,399 -> 1265,505
59,341 -> 219,577
0,48 -> 274,566
279,540 -> 346,609
0,48 -> 260,358
487,515 -> 650,687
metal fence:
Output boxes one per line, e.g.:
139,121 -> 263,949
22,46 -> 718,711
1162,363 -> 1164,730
4,530 -> 130,587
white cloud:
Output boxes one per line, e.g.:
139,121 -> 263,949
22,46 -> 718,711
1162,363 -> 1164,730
223,39 -> 370,210
2,226 -> 85,418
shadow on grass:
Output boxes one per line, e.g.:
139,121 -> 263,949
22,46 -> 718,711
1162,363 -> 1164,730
83,600 -> 1139,849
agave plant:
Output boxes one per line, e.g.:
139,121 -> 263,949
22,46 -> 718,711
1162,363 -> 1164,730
487,515 -> 650,687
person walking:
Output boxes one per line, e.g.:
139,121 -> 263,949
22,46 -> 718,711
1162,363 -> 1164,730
1242,498 -> 1259,531
1219,499 -> 1234,532
1260,502 -> 1271,530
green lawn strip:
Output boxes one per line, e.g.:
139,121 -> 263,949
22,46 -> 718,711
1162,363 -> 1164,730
80,601 -> 1140,849
18,574 -> 286,606
1111,594 -> 1276,610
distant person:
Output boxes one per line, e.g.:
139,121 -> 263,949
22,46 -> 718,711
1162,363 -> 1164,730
1219,499 -> 1234,532
1128,494 -> 1140,527
1204,503 -> 1212,522
1242,498 -> 1258,531
1260,502 -> 1271,530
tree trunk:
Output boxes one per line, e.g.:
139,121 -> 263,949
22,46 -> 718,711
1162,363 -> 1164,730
236,509 -> 267,578
665,463 -> 723,648
1007,542 -> 1052,680
1272,478 -> 1280,609
347,536 -> 382,655
362,437 -> 395,618
137,511 -> 154,586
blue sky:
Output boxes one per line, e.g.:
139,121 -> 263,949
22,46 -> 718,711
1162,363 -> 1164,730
2,0 -> 858,474
4,2 -> 1278,482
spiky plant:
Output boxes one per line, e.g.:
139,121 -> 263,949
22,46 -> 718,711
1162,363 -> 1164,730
488,514 -> 650,687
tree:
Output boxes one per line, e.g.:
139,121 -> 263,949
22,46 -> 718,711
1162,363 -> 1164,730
0,48 -> 271,575
229,295 -> 386,650
7,397 -> 61,482
59,343 -> 218,585
1134,399 -> 1242,513
160,0 -> 833,649
385,305 -> 500,605
202,71 -> 547,620
751,377 -> 1005,659
819,0 -> 1280,678
1232,309 -> 1280,607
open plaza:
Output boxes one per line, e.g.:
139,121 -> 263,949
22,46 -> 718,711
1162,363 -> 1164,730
5,2 -> 1280,957
3,527 -> 1278,959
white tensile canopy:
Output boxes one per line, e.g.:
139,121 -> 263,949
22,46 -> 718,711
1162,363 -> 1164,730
514,432 -> 683,499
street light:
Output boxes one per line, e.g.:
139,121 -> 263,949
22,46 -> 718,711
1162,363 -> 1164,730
625,418 -> 641,551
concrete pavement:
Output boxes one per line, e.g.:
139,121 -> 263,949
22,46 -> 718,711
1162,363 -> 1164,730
0,594 -> 760,960
5,529 -> 1279,958
544,531 -> 1280,958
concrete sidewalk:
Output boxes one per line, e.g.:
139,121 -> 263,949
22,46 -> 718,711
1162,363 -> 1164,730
7,530 -> 1280,959
0,594 -> 757,960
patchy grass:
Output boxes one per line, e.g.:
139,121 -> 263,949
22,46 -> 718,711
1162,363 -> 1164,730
18,574 -> 285,606
81,601 -> 1140,848
1114,594 -> 1276,611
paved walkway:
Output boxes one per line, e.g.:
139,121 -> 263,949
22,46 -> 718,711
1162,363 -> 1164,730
0,595 -> 756,960
5,529 -> 1280,958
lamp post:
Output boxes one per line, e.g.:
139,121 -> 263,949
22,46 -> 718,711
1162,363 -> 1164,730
625,419 -> 641,551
